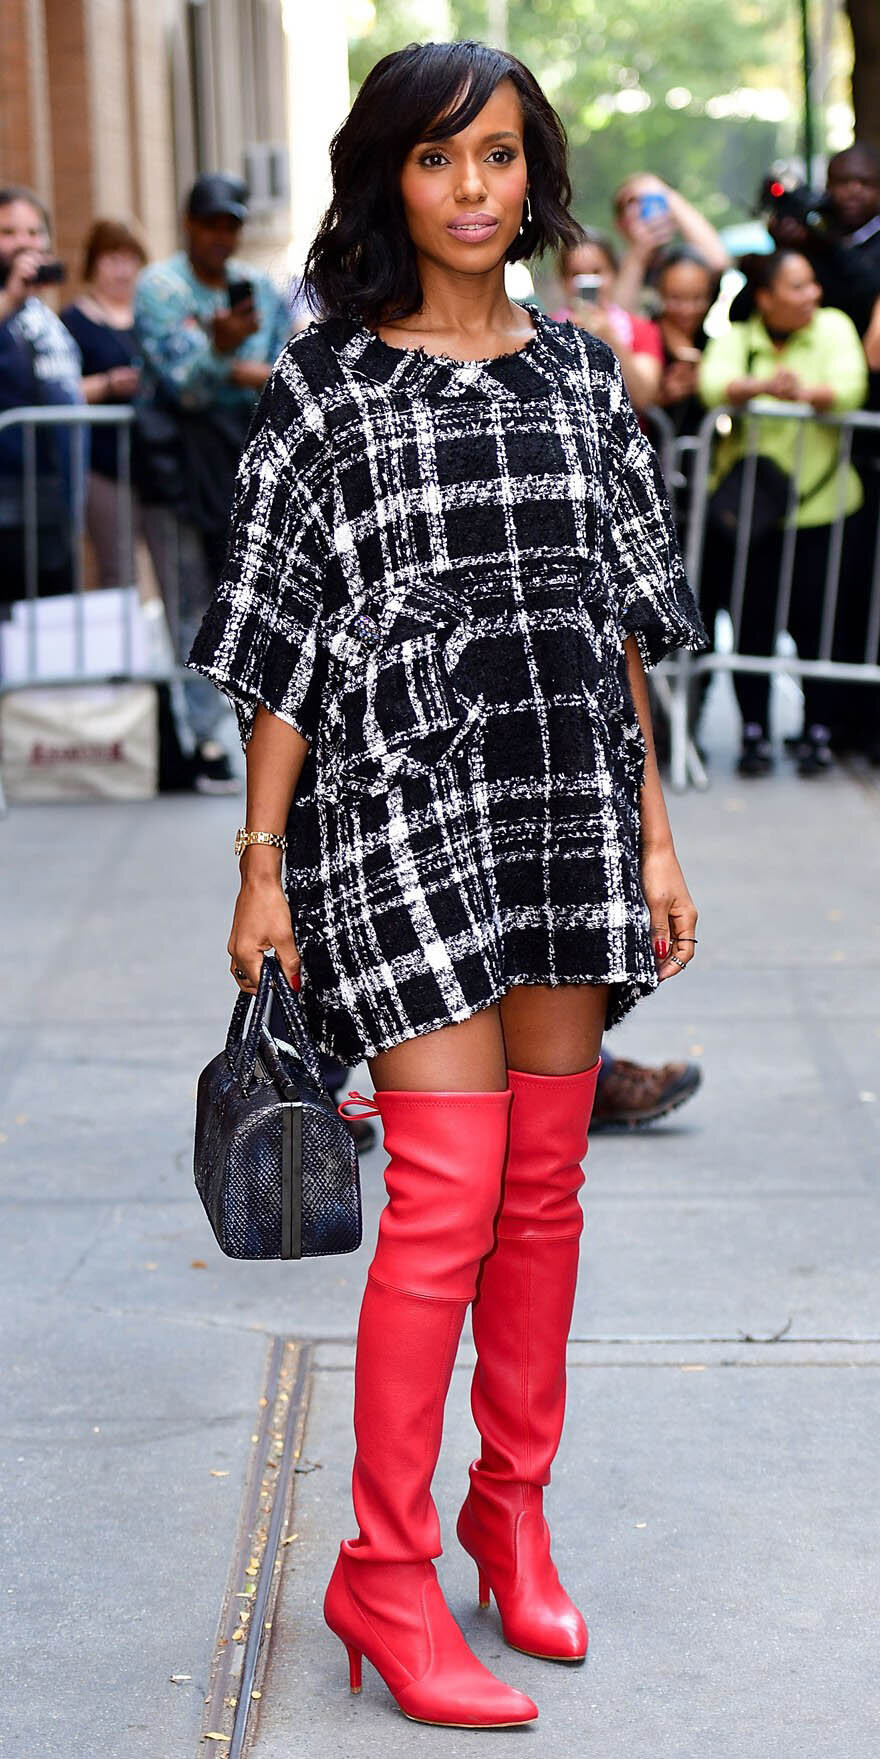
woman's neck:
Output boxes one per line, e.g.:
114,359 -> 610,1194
80,288 -> 133,327
380,263 -> 533,358
762,320 -> 796,347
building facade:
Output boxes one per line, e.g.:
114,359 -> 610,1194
0,0 -> 296,283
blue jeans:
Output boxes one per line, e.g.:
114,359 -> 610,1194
141,504 -> 226,747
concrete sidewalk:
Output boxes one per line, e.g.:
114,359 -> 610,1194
1,744 -> 879,1757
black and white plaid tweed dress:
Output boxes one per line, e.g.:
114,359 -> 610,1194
189,310 -> 707,1063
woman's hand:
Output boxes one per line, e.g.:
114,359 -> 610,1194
660,358 -> 699,404
106,364 -> 140,399
228,859 -> 301,995
765,367 -> 805,402
641,841 -> 699,981
569,304 -> 617,345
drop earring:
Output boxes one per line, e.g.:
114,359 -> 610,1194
519,194 -> 532,236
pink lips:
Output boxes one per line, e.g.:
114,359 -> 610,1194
447,214 -> 500,243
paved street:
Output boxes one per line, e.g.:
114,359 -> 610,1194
2,721 -> 879,1757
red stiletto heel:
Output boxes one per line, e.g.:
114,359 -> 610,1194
478,1568 -> 490,1609
346,1643 -> 363,1693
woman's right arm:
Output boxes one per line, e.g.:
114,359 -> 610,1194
227,705 -> 310,994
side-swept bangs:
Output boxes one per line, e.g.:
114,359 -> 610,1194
305,39 -> 582,325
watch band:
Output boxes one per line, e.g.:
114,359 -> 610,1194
234,828 -> 287,859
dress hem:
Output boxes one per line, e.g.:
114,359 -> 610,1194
301,966 -> 657,1067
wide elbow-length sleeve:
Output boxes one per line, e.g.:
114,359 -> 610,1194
605,394 -> 709,669
187,364 -> 329,745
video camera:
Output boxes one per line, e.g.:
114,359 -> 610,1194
756,175 -> 834,235
0,255 -> 66,290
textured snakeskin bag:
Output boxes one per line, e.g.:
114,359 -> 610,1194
194,953 -> 362,1260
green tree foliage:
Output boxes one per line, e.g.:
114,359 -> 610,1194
349,0 -> 796,231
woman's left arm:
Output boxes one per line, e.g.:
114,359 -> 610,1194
802,309 -> 868,412
624,633 -> 699,978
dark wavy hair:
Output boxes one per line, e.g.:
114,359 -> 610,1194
305,40 -> 582,324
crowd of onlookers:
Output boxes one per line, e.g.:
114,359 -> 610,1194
0,172 -> 292,793
2,144 -> 880,791
556,148 -> 880,773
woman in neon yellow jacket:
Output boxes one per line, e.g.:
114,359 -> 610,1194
699,251 -> 866,776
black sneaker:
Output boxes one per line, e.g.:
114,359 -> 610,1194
192,741 -> 240,795
737,724 -> 773,777
796,724 -> 834,778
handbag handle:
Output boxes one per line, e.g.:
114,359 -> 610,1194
225,951 -> 323,1093
262,952 -> 324,1088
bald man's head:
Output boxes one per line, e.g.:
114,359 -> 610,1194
827,143 -> 880,231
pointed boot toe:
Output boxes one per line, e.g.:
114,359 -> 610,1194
325,1548 -> 538,1727
459,1492 -> 588,1663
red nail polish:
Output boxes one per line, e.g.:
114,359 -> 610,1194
655,939 -> 668,960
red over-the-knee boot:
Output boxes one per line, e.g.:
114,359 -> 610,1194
457,1063 -> 600,1662
324,1087 -> 538,1728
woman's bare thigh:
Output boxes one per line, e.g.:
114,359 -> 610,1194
500,983 -> 607,1076
367,984 -> 607,1093
368,1005 -> 508,1093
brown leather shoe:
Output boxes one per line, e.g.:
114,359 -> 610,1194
591,1057 -> 702,1131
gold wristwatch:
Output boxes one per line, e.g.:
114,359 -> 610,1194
234,828 -> 287,859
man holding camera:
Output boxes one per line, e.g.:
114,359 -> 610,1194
768,144 -> 880,336
0,186 -> 83,600
135,173 -> 290,793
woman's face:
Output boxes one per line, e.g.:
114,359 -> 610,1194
658,260 -> 713,337
398,79 -> 528,277
92,248 -> 142,303
562,241 -> 614,311
562,242 -> 614,308
757,254 -> 821,333
0,198 -> 49,269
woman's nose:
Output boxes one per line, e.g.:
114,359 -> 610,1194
455,163 -> 488,201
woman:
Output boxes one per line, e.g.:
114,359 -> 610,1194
190,41 -> 705,1728
61,219 -> 145,587
700,251 -> 867,776
655,247 -> 718,437
611,173 -> 729,317
555,229 -> 663,412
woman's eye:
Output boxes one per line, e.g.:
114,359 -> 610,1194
419,152 -> 449,169
487,149 -> 516,164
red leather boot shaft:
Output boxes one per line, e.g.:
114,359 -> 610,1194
324,1087 -> 537,1726
458,1063 -> 599,1662
372,1088 -> 512,1299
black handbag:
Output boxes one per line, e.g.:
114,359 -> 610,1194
708,450 -> 840,546
708,453 -> 794,545
193,952 -> 362,1260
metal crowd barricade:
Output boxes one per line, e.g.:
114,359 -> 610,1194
0,403 -> 183,815
0,402 -> 143,678
642,407 -> 711,788
653,400 -> 880,790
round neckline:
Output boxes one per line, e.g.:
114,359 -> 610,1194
364,307 -> 543,371
76,294 -> 135,332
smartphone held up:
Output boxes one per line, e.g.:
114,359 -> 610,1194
226,278 -> 254,310
572,273 -> 602,306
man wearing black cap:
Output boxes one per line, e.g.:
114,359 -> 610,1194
134,173 -> 290,792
